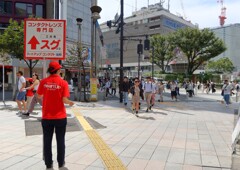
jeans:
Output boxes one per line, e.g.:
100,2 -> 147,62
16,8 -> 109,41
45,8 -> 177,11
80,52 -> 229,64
123,92 -> 128,104
42,118 -> 67,166
224,94 -> 230,105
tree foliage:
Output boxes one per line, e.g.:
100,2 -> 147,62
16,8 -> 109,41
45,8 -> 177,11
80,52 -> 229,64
206,57 -> 234,73
150,34 -> 174,73
1,19 -> 38,76
171,28 -> 226,75
66,42 -> 89,102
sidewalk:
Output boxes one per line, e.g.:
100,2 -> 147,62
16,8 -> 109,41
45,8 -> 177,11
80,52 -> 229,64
0,91 -> 239,170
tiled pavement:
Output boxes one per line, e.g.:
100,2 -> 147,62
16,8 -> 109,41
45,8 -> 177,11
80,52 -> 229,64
0,89 -> 239,170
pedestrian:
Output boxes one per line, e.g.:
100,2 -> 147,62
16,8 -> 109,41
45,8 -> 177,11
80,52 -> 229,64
151,78 -> 157,107
221,80 -> 232,107
37,61 -> 74,169
23,73 -> 42,116
143,77 -> 153,112
16,71 -> 27,114
111,78 -> 117,96
130,78 -> 141,115
122,77 -> 130,105
105,78 -> 111,98
25,78 -> 34,111
72,74 -> 78,101
157,81 -> 165,102
170,81 -> 178,101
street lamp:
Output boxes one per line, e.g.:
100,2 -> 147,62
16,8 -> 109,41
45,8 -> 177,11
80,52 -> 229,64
90,4 -> 102,78
76,18 -> 82,101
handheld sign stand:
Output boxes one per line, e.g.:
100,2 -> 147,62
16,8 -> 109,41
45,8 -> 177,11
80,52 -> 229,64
24,19 -> 66,77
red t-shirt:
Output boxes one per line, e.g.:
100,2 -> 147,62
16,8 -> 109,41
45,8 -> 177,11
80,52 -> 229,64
26,88 -> 34,97
37,74 -> 70,119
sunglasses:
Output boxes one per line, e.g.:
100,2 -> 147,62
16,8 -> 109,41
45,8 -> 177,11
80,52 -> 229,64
135,81 -> 139,83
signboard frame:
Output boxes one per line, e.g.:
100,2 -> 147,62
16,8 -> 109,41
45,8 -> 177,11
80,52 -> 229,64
24,19 -> 66,60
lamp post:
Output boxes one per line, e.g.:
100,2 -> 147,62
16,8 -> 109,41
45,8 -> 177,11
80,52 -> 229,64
90,3 -> 102,78
76,18 -> 82,101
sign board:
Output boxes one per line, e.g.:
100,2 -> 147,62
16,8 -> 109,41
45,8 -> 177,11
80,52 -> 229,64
24,19 -> 66,60
90,78 -> 98,101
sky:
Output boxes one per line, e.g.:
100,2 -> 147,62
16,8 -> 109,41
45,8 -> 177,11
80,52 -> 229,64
98,0 -> 240,28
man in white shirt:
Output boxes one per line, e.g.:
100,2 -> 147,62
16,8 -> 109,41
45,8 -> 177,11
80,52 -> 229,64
105,78 -> 111,97
143,77 -> 153,112
222,80 -> 232,107
16,71 -> 27,114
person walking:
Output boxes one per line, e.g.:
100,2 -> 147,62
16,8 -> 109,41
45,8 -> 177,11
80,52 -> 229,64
122,77 -> 130,105
170,81 -> 178,101
23,73 -> 42,116
111,78 -> 117,96
16,71 -> 27,114
157,81 -> 165,102
105,78 -> 111,98
130,78 -> 141,115
143,77 -> 153,112
222,80 -> 232,107
37,61 -> 74,169
25,78 -> 34,111
151,78 -> 157,107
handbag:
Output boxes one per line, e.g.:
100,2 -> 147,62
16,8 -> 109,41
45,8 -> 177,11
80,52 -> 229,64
128,93 -> 132,99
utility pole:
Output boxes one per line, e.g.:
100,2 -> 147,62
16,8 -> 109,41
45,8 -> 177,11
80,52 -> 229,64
119,0 -> 124,103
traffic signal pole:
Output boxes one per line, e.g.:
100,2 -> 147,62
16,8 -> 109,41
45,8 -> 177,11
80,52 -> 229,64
119,0 -> 124,103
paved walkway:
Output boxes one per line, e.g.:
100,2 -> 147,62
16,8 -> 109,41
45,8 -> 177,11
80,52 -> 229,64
0,90 -> 239,170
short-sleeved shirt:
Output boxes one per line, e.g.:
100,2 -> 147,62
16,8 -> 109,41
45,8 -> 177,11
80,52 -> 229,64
18,76 -> 26,91
222,84 -> 232,95
37,74 -> 70,119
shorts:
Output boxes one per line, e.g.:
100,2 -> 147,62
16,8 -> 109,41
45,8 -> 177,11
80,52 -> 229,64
16,91 -> 26,101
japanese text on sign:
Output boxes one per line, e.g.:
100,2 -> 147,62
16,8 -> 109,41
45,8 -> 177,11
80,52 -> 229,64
24,19 -> 66,60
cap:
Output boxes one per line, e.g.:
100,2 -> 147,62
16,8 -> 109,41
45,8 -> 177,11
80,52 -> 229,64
48,61 -> 62,73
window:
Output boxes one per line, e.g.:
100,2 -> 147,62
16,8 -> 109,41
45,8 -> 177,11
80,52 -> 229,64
149,25 -> 160,30
36,4 -> 43,17
0,1 -> 12,15
15,3 -> 32,17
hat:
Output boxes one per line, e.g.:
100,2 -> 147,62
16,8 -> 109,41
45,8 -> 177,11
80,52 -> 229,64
48,61 -> 62,73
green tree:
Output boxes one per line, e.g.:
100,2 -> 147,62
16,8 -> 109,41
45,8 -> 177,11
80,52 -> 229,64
206,57 -> 234,73
66,42 -> 88,102
171,28 -> 226,75
1,19 -> 38,76
150,34 -> 174,73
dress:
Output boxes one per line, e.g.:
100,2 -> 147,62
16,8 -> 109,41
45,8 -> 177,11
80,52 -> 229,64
132,86 -> 140,103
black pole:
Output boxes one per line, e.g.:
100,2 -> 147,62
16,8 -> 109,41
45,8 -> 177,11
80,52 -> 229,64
152,47 -> 154,79
138,53 -> 140,79
119,0 -> 124,103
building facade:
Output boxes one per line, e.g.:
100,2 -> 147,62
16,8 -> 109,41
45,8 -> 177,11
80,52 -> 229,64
0,0 -> 93,87
100,3 -> 195,78
211,24 -> 240,72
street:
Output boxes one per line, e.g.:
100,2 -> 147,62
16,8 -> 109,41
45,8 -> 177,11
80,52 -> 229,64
0,89 -> 239,170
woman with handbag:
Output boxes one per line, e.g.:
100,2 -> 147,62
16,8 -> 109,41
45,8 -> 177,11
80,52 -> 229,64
130,78 -> 141,115
222,80 -> 232,107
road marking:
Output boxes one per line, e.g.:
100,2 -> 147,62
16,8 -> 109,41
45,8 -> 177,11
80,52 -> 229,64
72,108 -> 127,170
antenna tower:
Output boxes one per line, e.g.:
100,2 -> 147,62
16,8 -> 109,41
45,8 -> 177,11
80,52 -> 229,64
218,0 -> 227,26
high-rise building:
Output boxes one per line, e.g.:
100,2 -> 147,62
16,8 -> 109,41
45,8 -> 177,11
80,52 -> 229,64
211,24 -> 240,72
100,3 -> 196,78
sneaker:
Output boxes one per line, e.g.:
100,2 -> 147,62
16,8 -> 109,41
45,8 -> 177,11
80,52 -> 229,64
149,106 -> 151,110
146,109 -> 148,112
124,103 -> 127,106
136,111 -> 138,114
59,162 -> 65,168
46,163 -> 53,169
22,112 -> 30,116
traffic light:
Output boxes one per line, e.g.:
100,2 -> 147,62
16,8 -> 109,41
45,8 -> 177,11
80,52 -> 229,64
107,20 -> 112,28
137,43 -> 143,54
108,64 -> 112,70
144,39 -> 150,50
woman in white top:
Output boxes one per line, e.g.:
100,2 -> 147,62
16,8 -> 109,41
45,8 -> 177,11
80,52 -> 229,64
23,73 -> 42,116
222,80 -> 232,107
